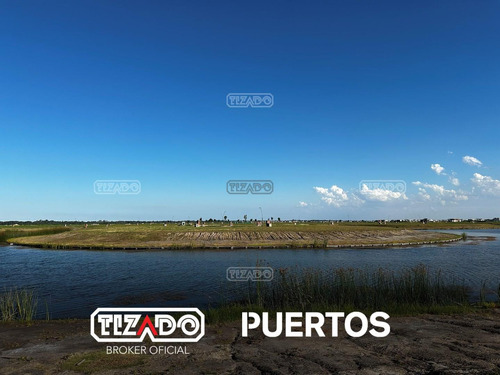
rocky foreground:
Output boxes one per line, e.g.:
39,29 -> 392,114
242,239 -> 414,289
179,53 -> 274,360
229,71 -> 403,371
1,312 -> 499,374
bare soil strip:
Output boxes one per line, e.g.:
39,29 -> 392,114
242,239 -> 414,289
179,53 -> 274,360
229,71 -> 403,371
10,229 -> 461,250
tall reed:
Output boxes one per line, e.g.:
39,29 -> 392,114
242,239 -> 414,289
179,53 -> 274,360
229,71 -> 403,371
238,265 -> 469,312
0,288 -> 38,322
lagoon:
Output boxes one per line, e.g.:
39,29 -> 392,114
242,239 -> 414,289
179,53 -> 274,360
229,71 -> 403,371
0,229 -> 498,319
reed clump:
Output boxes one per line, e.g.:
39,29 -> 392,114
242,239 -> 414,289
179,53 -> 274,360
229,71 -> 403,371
238,265 -> 469,313
0,288 -> 38,322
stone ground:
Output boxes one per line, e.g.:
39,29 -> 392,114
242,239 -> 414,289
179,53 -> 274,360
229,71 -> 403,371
1,311 -> 499,374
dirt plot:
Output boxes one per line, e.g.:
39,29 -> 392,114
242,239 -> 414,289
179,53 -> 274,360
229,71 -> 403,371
0,312 -> 499,374
10,228 -> 461,249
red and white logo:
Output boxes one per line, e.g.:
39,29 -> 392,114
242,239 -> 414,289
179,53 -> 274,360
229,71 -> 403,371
90,308 -> 205,343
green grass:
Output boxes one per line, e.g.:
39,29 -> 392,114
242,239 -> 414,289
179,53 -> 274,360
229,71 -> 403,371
4,220 -> 499,237
0,226 -> 70,243
0,288 -> 38,322
364,221 -> 500,230
205,265 -> 496,324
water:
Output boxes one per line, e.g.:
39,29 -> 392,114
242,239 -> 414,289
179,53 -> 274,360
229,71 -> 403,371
0,229 -> 498,318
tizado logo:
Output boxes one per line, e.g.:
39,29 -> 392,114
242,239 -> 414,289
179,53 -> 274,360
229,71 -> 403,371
90,308 -> 205,343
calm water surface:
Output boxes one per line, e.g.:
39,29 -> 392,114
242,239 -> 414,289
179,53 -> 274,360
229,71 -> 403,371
0,229 -> 498,318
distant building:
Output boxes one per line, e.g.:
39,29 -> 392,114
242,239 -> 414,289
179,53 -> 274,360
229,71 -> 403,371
448,218 -> 462,223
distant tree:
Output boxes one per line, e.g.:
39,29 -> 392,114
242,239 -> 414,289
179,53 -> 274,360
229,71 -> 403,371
278,217 -> 281,222
244,214 -> 247,222
224,215 -> 227,221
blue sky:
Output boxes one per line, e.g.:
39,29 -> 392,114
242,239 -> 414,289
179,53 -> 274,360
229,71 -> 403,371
1,0 -> 499,221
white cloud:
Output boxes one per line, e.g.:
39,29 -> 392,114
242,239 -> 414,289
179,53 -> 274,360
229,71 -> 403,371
412,181 -> 468,201
431,163 -> 445,175
430,163 -> 460,186
471,173 -> 500,196
462,155 -> 482,167
304,157 -> 499,217
417,188 -> 431,201
359,184 -> 407,202
313,185 -> 350,207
